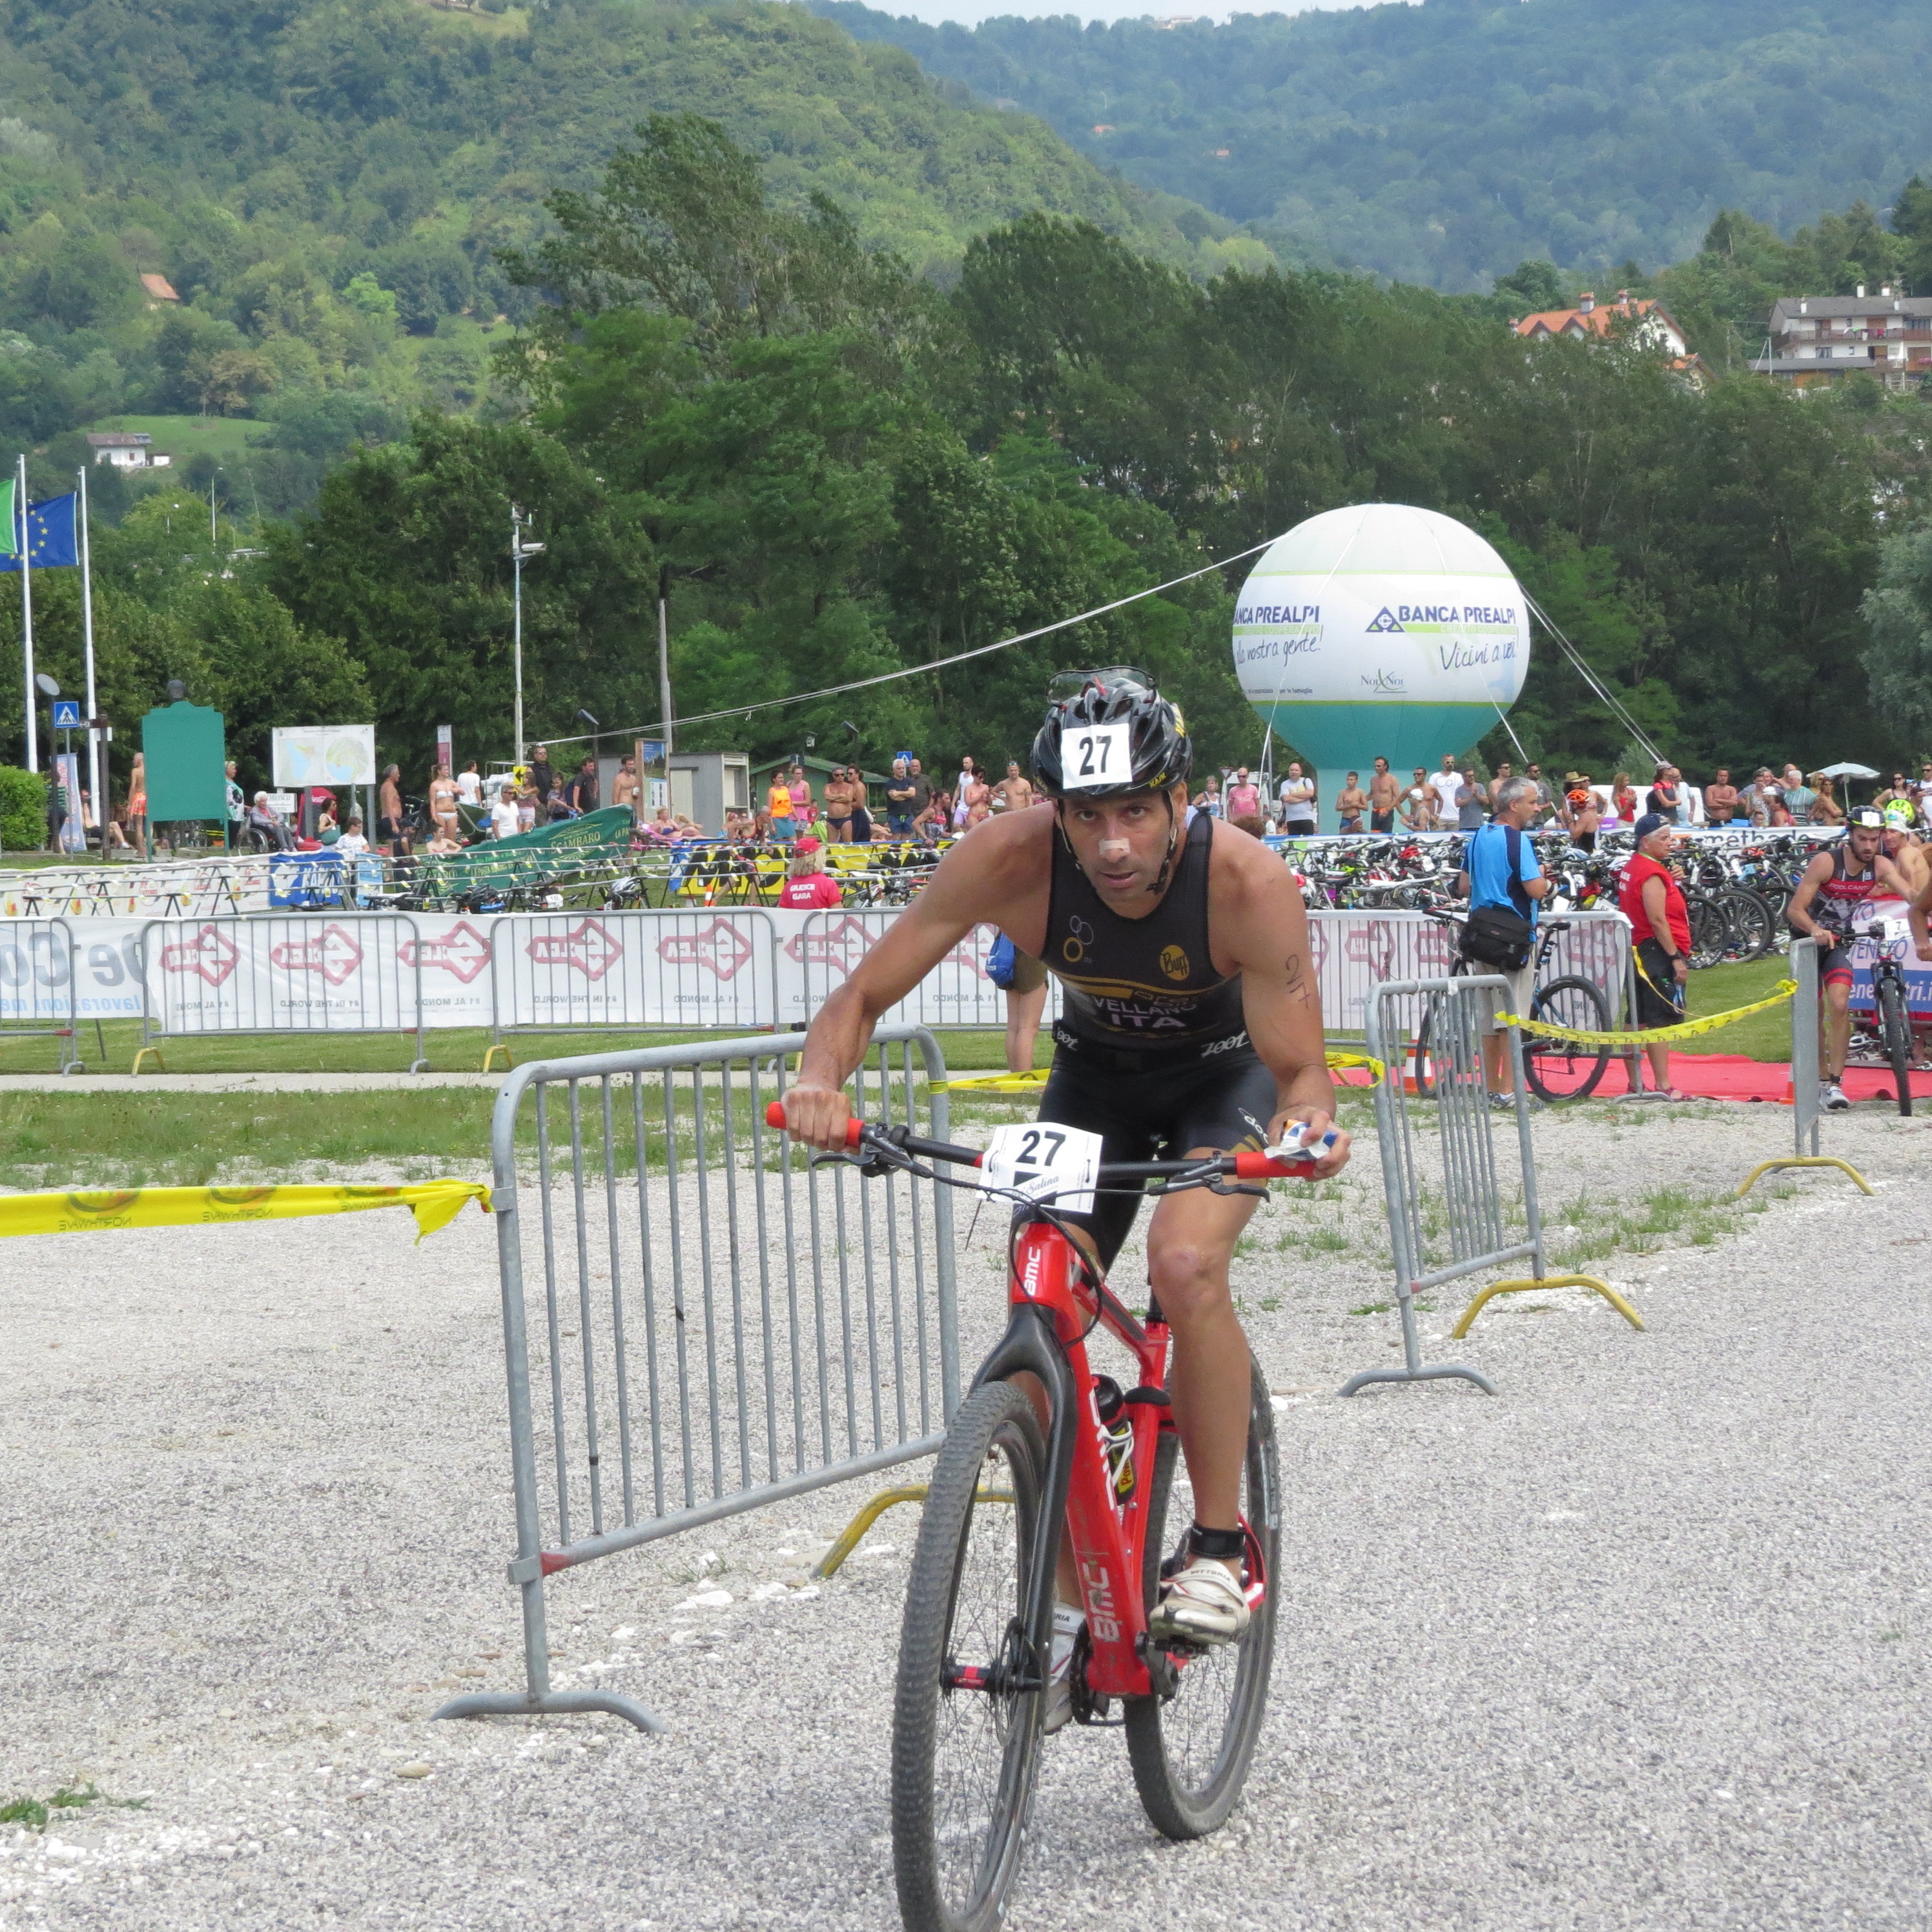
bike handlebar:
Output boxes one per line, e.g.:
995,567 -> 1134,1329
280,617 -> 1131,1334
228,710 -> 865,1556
763,1101 -> 1324,1182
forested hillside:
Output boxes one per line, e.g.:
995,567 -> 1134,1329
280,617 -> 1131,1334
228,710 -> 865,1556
7,114 -> 1927,809
0,0 -> 1253,509
814,0 -> 1932,292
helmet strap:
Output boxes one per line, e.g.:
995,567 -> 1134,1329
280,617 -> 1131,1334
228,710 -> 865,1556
1148,791 -> 1179,896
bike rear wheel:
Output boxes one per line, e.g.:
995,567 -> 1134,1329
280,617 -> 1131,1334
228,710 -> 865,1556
1686,892 -> 1728,970
1717,887 -> 1774,963
1521,975 -> 1612,1102
892,1381 -> 1046,1932
1877,973 -> 1915,1118
1124,1357 -> 1280,1840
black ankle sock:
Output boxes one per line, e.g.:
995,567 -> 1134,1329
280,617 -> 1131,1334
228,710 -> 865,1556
1187,1523 -> 1245,1561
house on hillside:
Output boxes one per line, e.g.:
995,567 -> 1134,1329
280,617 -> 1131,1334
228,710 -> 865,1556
1512,289 -> 1689,357
138,274 -> 178,305
1749,289 -> 1932,389
85,431 -> 170,469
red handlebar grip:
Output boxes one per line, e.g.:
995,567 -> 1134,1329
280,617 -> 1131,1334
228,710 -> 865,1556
1233,1149 -> 1313,1181
765,1100 -> 863,1148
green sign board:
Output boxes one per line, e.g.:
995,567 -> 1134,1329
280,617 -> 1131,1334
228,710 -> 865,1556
489,805 -> 634,853
425,806 -> 636,888
142,701 -> 227,823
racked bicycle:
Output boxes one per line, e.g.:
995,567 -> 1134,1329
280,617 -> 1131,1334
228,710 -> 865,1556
1847,916 -> 1920,1118
768,1100 -> 1322,1932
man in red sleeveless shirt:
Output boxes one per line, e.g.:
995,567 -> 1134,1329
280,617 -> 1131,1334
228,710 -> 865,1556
1618,813 -> 1691,1097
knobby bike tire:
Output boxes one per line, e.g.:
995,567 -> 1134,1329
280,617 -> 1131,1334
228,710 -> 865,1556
1412,995 -> 1440,1100
1523,976 -> 1612,1102
1686,892 -> 1729,971
1124,1356 -> 1282,1841
1876,974 -> 1915,1119
892,1381 -> 1046,1932
1718,887 -> 1775,964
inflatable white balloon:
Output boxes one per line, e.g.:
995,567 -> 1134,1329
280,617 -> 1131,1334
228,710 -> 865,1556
1233,503 -> 1530,785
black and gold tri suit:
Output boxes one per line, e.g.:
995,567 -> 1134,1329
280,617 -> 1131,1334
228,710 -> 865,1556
1027,808 -> 1277,1266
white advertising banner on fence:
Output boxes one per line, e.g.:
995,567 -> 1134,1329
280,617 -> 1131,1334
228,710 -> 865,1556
10,905 -> 1636,1040
491,910 -> 780,1033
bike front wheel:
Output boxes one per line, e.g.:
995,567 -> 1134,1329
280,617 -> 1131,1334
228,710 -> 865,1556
1877,973 -> 1915,1118
1124,1356 -> 1281,1840
1522,975 -> 1612,1102
892,1380 -> 1046,1932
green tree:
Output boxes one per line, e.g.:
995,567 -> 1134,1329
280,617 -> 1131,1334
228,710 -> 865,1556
1862,522 -> 1932,754
265,413 -> 652,774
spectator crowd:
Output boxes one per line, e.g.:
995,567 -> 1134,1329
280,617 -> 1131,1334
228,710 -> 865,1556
1187,755 -> 1932,844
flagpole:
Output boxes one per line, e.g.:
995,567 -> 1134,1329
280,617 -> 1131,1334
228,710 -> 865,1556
17,455 -> 35,776
78,466 -> 99,840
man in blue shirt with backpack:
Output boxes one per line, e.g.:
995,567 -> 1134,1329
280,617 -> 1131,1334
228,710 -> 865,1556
1455,774 -> 1552,1105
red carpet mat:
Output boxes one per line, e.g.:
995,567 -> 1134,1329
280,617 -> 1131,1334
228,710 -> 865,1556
1592,1052 -> 1932,1102
1338,1053 -> 1932,1102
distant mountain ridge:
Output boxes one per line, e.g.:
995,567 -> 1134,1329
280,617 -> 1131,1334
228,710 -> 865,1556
0,0 -> 1259,503
811,0 -> 1932,291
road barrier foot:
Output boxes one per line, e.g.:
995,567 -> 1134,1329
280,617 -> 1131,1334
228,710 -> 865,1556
431,1688 -> 665,1734
815,1481 -> 1016,1577
482,1043 -> 514,1074
1734,1155 -> 1873,1200
1338,1362 -> 1497,1398
130,1047 -> 165,1075
1452,1273 -> 1643,1336
816,1484 -> 930,1577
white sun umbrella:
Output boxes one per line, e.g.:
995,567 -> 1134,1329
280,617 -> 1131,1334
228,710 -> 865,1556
1816,761 -> 1879,779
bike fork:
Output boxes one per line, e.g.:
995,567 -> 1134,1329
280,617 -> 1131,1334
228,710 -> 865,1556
972,1304 -> 1079,1692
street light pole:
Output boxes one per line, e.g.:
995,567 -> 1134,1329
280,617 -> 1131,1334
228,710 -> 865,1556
77,466 -> 99,840
510,506 -> 545,765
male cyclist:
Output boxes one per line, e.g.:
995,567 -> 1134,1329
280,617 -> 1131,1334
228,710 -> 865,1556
780,668 -> 1349,1668
1785,808 -> 1932,1111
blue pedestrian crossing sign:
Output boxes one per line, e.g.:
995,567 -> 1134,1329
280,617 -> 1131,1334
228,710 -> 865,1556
50,700 -> 81,729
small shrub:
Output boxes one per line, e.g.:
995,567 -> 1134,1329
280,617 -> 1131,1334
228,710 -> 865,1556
0,766 -> 47,850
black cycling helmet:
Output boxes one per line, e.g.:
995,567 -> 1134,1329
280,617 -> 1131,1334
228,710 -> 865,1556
1030,666 -> 1191,799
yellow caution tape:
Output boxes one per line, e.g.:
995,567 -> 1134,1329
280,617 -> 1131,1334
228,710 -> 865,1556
0,1179 -> 491,1243
1324,1051 -> 1388,1087
1498,979 -> 1796,1048
936,1050 -> 1385,1093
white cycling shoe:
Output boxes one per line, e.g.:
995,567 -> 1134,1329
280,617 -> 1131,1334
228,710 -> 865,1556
1150,1556 -> 1251,1646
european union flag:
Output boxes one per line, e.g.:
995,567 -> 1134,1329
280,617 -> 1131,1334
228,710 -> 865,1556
0,493 -> 79,571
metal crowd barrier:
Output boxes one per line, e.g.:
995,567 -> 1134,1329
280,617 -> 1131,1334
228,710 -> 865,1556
1308,907 -> 1630,1051
0,917 -> 86,1072
136,913 -> 429,1072
436,1026 -> 960,1733
1343,975 -> 1641,1399
1736,936 -> 1873,1198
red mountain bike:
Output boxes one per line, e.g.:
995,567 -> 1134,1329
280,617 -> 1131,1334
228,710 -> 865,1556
768,1102 -> 1320,1932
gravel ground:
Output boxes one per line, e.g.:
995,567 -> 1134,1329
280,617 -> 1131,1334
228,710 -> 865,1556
3,1100 -> 1930,1930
